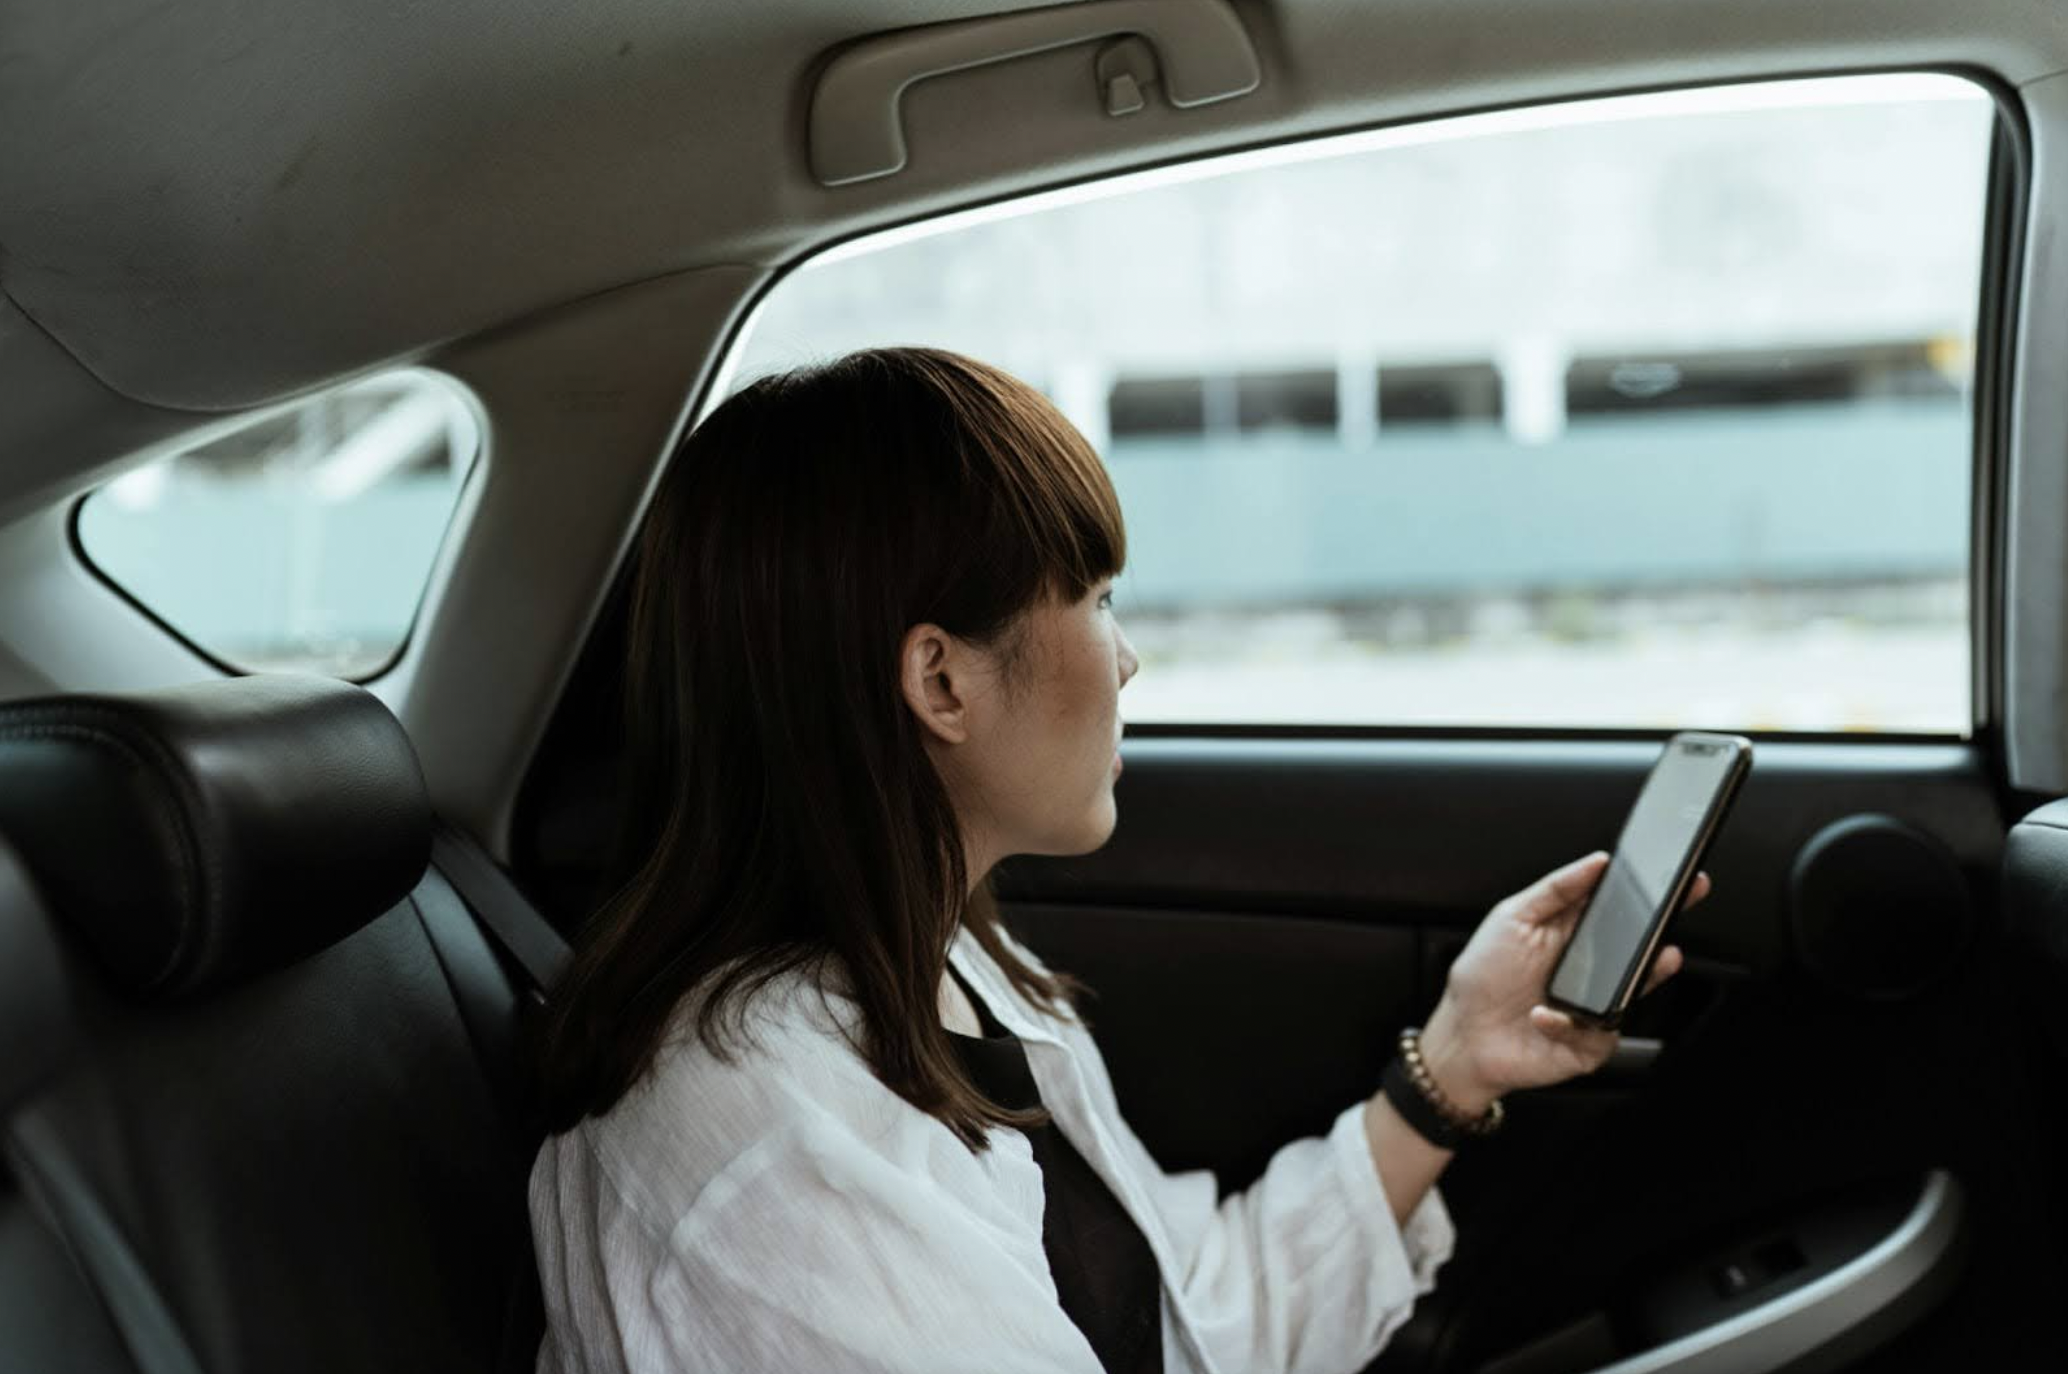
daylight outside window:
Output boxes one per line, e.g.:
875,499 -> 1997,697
727,74 -> 1995,734
76,368 -> 479,679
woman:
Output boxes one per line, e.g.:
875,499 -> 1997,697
528,346 -> 1694,1374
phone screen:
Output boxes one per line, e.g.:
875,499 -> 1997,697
1548,734 -> 1747,1018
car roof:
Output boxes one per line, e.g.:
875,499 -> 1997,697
1,0 -> 2054,429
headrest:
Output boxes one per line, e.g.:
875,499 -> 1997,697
2004,798 -> 2068,939
0,675 -> 432,1002
2005,798 -> 2068,1058
0,838 -> 70,1109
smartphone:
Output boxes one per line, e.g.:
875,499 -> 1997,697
1545,731 -> 1752,1029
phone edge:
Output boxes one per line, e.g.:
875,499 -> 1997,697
1542,732 -> 1754,1030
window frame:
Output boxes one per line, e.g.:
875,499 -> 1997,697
710,67 -> 2024,747
66,367 -> 487,685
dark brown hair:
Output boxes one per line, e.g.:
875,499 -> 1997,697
534,347 -> 1126,1148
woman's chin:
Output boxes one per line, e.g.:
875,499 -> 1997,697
1018,793 -> 1122,859
1080,793 -> 1120,850
1049,813 -> 1119,858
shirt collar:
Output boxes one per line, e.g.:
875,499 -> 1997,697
946,924 -> 1067,1050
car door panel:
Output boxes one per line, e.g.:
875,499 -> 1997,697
979,737 -> 2044,1370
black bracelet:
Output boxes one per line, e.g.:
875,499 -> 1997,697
1380,1028 -> 1504,1151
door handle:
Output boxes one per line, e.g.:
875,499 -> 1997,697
809,0 -> 1262,186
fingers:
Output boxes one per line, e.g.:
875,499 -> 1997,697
1522,941 -> 1688,1083
1682,871 -> 1712,908
1641,944 -> 1683,997
1528,1003 -> 1618,1059
1512,851 -> 1611,927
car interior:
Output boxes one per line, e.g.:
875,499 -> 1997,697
6,0 -> 2068,1371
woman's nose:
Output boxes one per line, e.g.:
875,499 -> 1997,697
1116,627 -> 1140,687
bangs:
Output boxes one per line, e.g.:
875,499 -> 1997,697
916,350 -> 1128,603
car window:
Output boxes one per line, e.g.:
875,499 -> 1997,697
75,368 -> 479,679
724,73 -> 1996,734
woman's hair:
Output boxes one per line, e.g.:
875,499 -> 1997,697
534,346 -> 1126,1149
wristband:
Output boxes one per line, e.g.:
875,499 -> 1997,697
1380,1026 -> 1504,1150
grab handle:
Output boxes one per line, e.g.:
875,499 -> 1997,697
809,0 -> 1262,186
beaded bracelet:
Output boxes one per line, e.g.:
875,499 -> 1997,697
1380,1026 -> 1505,1150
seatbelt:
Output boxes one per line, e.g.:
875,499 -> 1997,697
410,868 -> 529,1115
416,826 -> 567,1374
5,1113 -> 206,1374
429,822 -> 572,995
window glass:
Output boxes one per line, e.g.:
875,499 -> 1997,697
728,74 -> 1995,733
1110,377 -> 1208,439
77,369 -> 479,678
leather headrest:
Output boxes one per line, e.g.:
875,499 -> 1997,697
2004,798 -> 2068,1058
2004,798 -> 2068,936
0,838 -> 69,1109
0,675 -> 432,1002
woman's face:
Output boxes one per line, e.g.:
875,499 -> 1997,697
903,577 -> 1140,882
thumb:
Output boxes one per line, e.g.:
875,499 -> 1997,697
1513,851 -> 1610,927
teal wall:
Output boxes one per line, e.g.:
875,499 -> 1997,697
1106,401 -> 1967,610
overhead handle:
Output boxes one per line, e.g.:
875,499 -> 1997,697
809,0 -> 1262,187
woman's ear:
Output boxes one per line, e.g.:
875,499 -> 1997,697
900,623 -> 971,744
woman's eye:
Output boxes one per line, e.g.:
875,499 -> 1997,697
1098,590 -> 1114,610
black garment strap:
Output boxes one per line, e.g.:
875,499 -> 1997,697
945,962 -> 1010,1039
5,1113 -> 206,1374
429,821 -> 572,995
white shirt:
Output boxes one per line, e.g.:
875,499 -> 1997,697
529,921 -> 1455,1374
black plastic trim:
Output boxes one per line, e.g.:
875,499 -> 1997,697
1121,722 -> 1964,746
1969,78 -> 2031,782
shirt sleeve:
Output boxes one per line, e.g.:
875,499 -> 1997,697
537,1119 -> 1113,1374
1052,1017 -> 1456,1374
1161,1103 -> 1454,1374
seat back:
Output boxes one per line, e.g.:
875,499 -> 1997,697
0,837 -> 142,1374
0,676 -> 545,1374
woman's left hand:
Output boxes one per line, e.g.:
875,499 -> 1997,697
1415,852 -> 1709,1114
